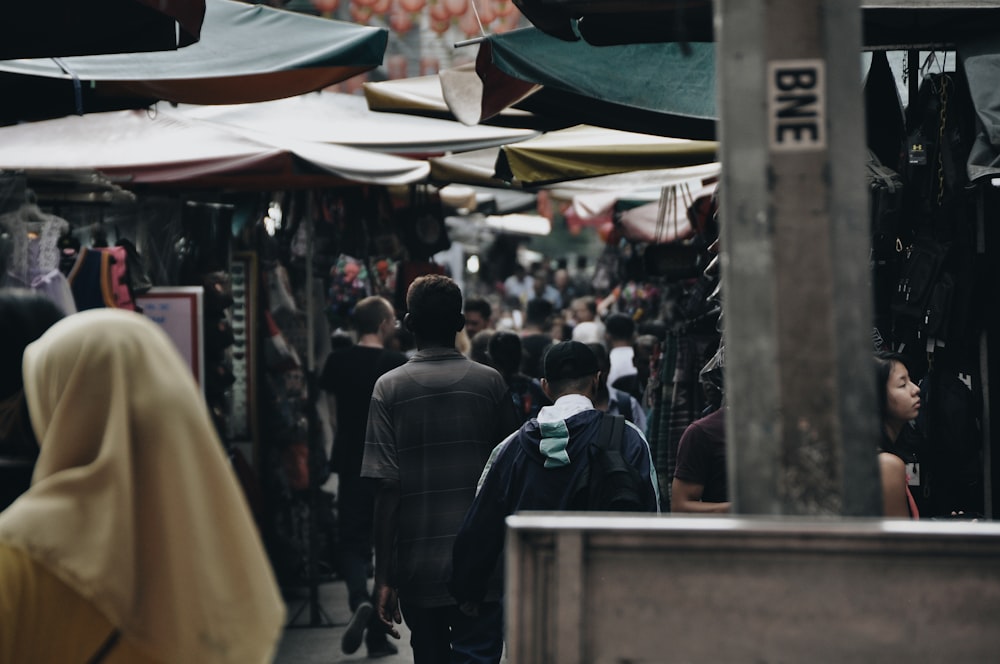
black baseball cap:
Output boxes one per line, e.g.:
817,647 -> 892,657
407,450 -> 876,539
543,341 -> 599,381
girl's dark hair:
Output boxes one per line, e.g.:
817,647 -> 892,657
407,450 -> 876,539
873,350 -> 909,425
0,290 -> 65,400
0,290 -> 66,453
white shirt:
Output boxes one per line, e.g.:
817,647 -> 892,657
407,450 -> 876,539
607,346 -> 636,390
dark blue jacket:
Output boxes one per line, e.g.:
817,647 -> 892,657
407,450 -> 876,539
449,396 -> 659,604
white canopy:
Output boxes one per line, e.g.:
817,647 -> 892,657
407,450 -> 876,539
0,106 -> 430,186
175,91 -> 539,157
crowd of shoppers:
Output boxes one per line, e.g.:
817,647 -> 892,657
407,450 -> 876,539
0,252 -> 930,663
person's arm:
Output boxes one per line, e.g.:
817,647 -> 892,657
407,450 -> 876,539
879,452 -> 911,518
323,392 -> 338,461
449,467 -> 509,613
670,477 -> 731,513
372,478 -> 402,638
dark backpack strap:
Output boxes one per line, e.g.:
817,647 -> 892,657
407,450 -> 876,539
615,392 -> 633,422
598,413 -> 626,452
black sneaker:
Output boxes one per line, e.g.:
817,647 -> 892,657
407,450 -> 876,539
367,639 -> 399,659
341,601 -> 373,654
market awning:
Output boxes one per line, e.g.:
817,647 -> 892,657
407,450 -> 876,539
2,0 -> 205,59
510,0 -> 1000,47
430,148 -> 511,188
0,0 -> 388,125
495,125 -> 718,186
428,133 -> 719,188
175,91 -> 540,158
363,72 -> 569,131
440,28 -> 716,139
0,109 -> 429,188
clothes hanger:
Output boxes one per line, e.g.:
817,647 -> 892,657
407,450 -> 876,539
17,189 -> 51,225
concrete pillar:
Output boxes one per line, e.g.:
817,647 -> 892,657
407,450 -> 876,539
714,0 -> 882,515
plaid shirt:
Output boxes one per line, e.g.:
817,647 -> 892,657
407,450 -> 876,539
362,347 -> 521,607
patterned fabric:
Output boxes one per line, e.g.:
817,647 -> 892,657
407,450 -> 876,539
0,205 -> 76,315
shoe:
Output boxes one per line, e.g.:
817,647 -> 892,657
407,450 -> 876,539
341,601 -> 373,654
367,640 -> 398,659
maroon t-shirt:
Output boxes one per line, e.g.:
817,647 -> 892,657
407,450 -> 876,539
673,407 -> 727,503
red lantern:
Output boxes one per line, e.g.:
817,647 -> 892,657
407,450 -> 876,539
430,17 -> 451,34
444,0 -> 467,16
371,0 -> 392,14
350,3 -> 373,21
476,0 -> 497,24
498,9 -> 520,29
389,8 -> 414,33
399,0 -> 426,12
458,7 -> 481,36
312,0 -> 339,11
429,0 -> 450,20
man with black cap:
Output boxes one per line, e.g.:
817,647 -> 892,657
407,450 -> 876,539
448,341 -> 659,634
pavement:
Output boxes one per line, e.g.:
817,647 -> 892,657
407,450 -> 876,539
275,580 -> 414,664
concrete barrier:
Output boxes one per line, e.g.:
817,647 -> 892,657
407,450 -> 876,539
505,514 -> 1000,663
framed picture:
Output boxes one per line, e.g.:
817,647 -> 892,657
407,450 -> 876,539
137,286 -> 205,391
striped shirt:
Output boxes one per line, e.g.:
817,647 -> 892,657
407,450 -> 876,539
361,347 -> 521,607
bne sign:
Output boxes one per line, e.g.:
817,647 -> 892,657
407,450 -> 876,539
768,59 -> 826,152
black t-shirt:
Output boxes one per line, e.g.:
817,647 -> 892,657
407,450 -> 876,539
319,345 -> 407,474
673,407 -> 727,503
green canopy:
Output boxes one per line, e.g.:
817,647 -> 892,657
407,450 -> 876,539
442,28 -> 717,140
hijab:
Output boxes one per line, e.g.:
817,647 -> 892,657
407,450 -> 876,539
0,309 -> 285,663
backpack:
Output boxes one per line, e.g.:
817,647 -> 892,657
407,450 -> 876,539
613,389 -> 634,422
569,414 -> 646,511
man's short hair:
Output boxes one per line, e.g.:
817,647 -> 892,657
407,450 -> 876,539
352,296 -> 394,336
464,296 -> 492,321
406,274 -> 464,338
525,297 -> 554,326
605,312 -> 636,341
488,330 -> 522,376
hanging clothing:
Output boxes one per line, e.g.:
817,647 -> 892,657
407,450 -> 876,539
67,246 -> 137,311
0,204 -> 77,315
0,309 -> 285,663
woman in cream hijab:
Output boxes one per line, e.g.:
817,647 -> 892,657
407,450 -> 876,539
0,309 -> 285,663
